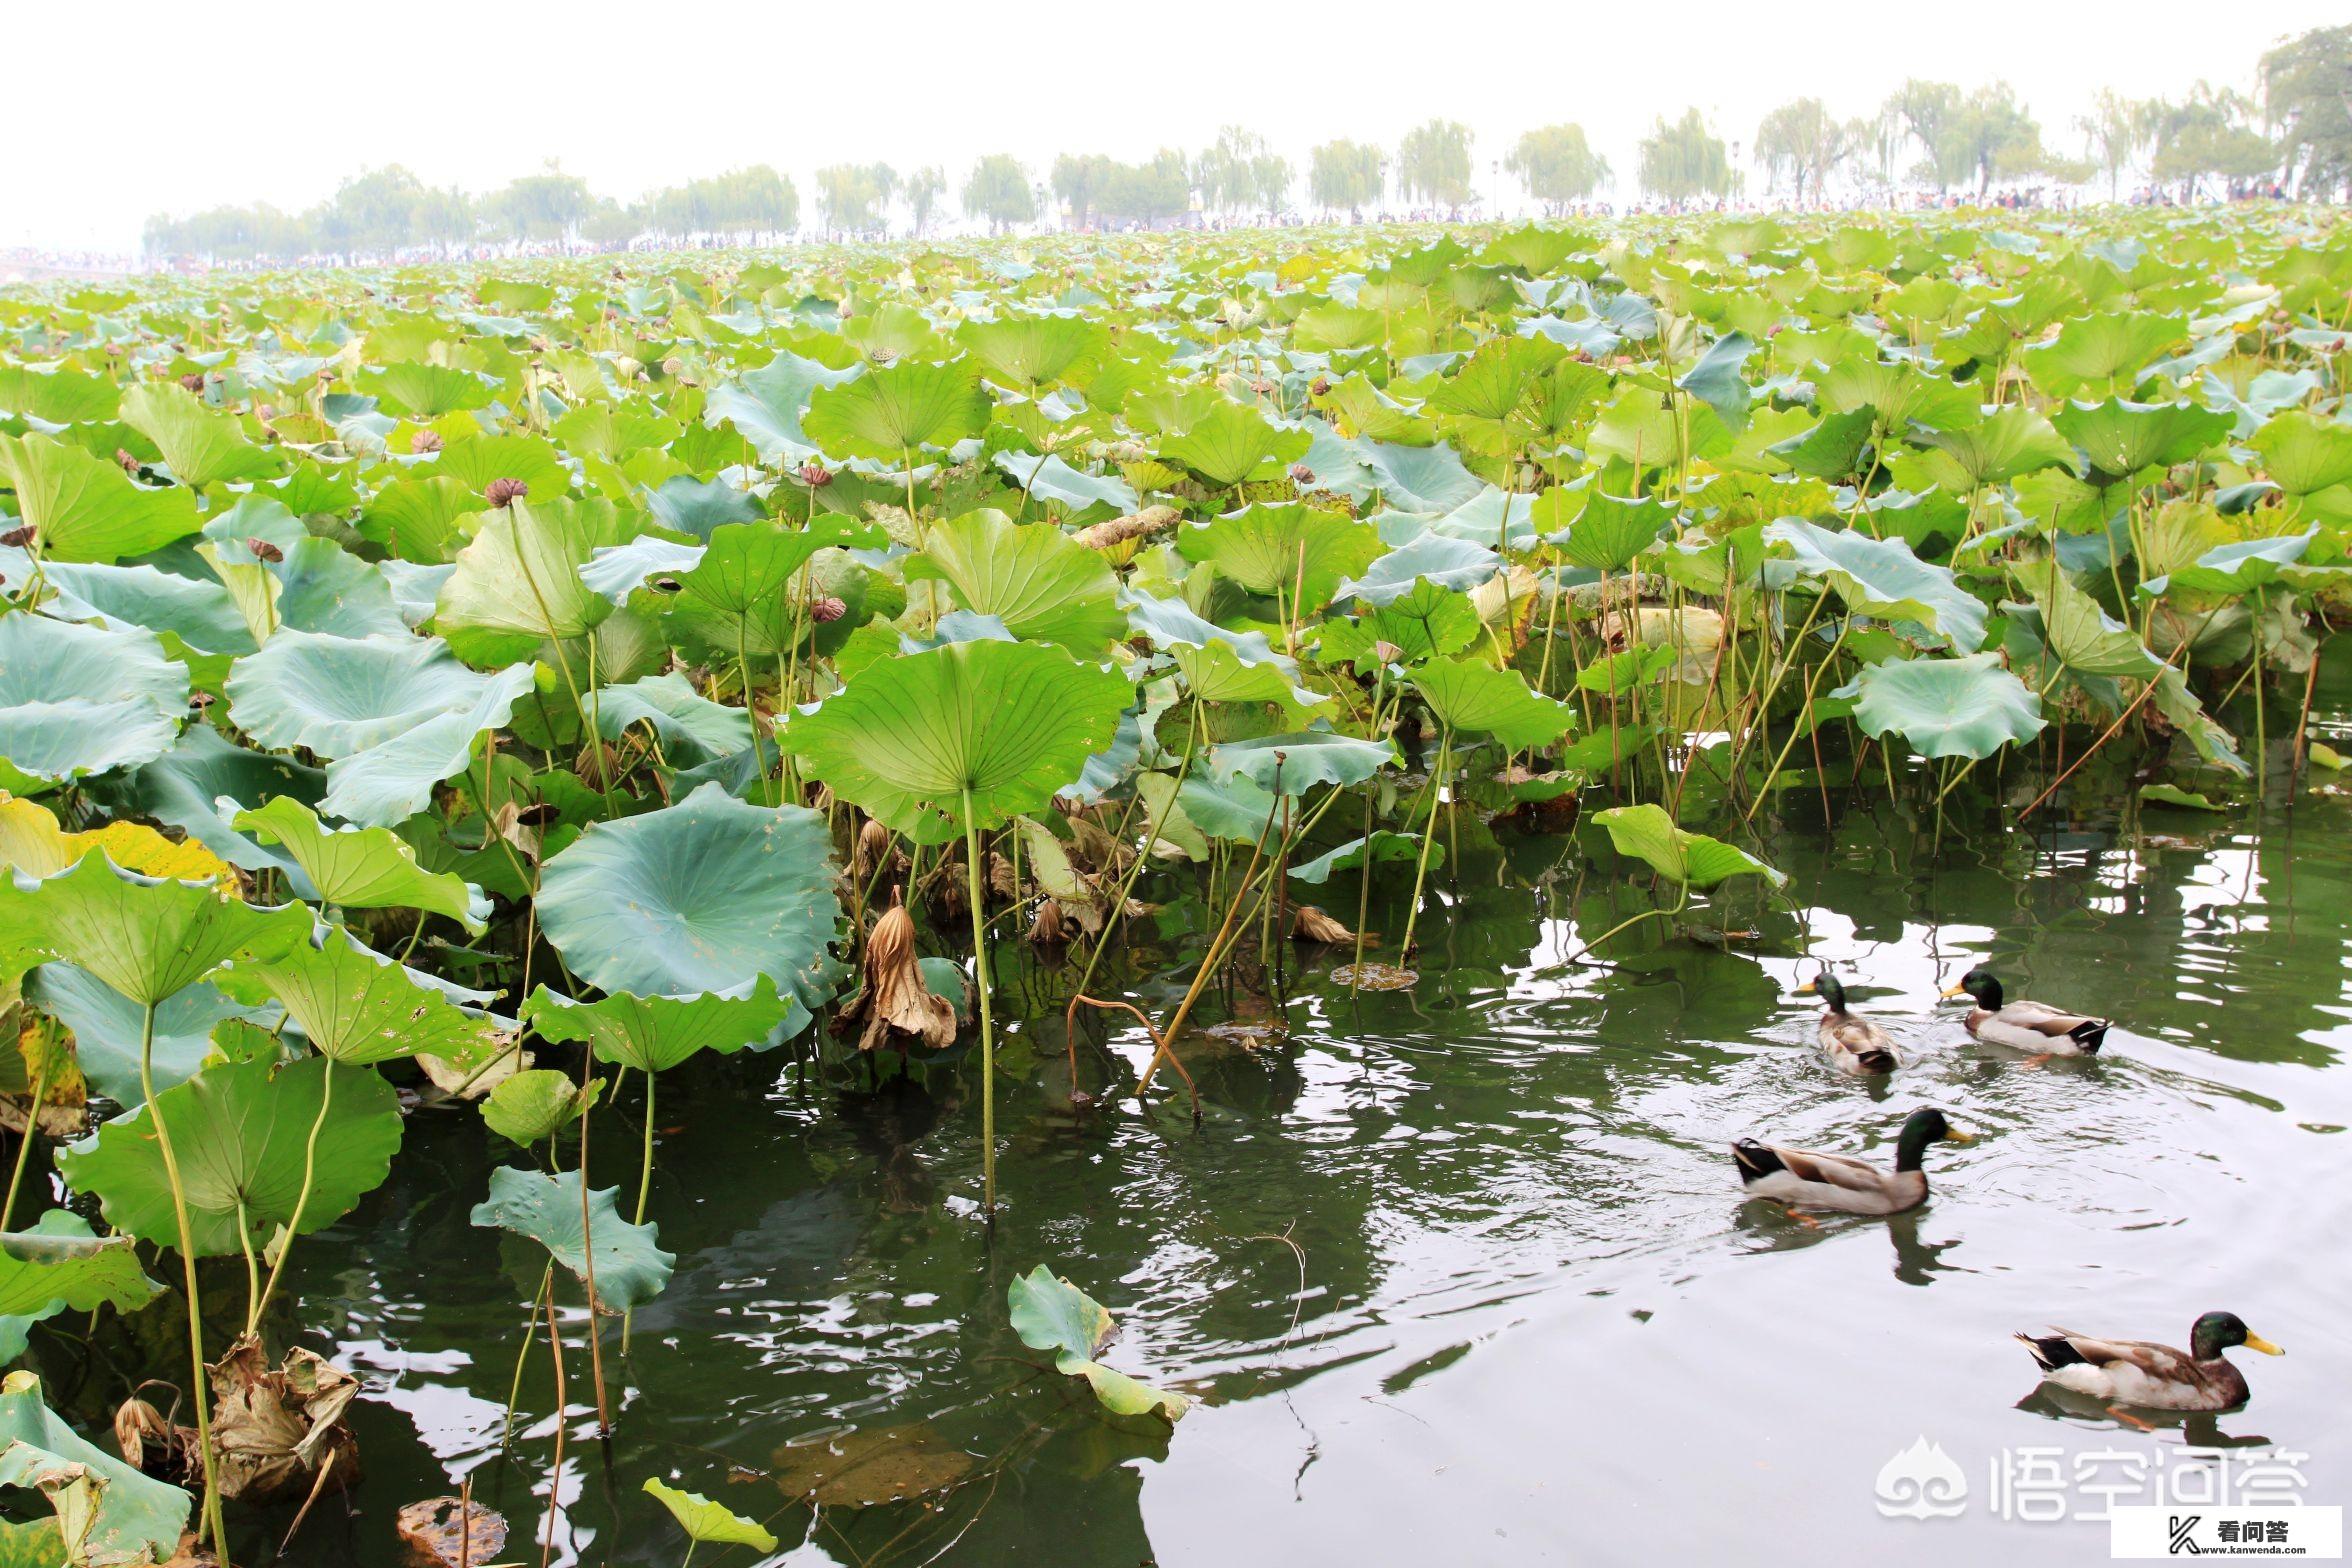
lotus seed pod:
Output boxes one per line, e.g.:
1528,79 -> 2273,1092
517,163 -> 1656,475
798,461 -> 834,488
245,537 -> 285,563
484,477 -> 530,509
178,372 -> 205,393
409,429 -> 443,455
114,448 -> 139,472
1289,462 -> 1316,485
810,595 -> 848,623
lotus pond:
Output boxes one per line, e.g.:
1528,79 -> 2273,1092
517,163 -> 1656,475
0,212 -> 2348,1565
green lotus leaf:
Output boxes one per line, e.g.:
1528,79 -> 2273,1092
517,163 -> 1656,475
643,1478 -> 778,1554
523,976 -> 787,1073
0,617 -> 187,794
434,498 -> 653,665
1815,359 -> 1979,431
1533,489 -> 1673,572
998,451 -> 1137,516
646,476 -> 764,541
665,516 -> 886,660
1336,533 -> 1501,606
1156,401 -> 1311,489
2009,560 -> 2158,679
480,1069 -> 600,1149
1119,590 -> 1290,667
1764,520 -> 1988,652
1675,332 -> 1755,427
1766,408 -> 1876,482
0,1371 -> 190,1565
2052,398 -> 2230,479
1317,374 -> 1435,446
1317,579 -> 1479,667
804,360 -> 989,461
2138,531 -> 2313,600
1290,304 -> 1387,354
1172,503 -> 1381,609
24,554 -> 256,680
906,510 -> 1124,655
469,1166 -> 672,1312
2020,311 -> 2185,397
1407,657 -> 1572,748
0,855 -> 307,1005
706,350 -> 864,464
956,314 -> 1106,389
427,433 -> 571,500
536,781 -> 843,1016
0,434 -> 201,563
1207,732 -> 1397,794
2249,410 -> 2352,498
1586,388 -> 1729,470
0,1211 -> 162,1363
22,964 -> 276,1108
1169,642 -> 1331,720
226,630 -> 515,758
1287,831 -> 1433,885
1912,405 -> 2075,488
118,382 -> 281,489
1426,337 -> 1558,426
0,365 -> 120,424
1007,1264 -> 1190,1422
1852,653 -> 2045,760
2149,665 -> 2248,776
243,928 -> 497,1067
2141,782 -> 2225,811
87,726 -> 325,885
56,1055 -> 402,1255
586,672 -> 748,765
785,639 -> 1132,846
1591,803 -> 1785,890
260,536 -> 411,641
357,476 -> 486,561
232,797 -> 486,931
356,362 -> 494,419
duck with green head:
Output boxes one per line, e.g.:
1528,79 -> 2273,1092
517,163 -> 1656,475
2016,1312 -> 2282,1416
1795,970 -> 1905,1075
1942,966 -> 2109,1058
1731,1107 -> 1972,1216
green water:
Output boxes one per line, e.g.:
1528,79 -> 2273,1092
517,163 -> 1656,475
33,694 -> 2352,1566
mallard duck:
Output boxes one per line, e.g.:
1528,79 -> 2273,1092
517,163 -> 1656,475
1731,1107 -> 1971,1215
1942,967 -> 2109,1056
1795,973 -> 1904,1074
2016,1313 -> 2282,1414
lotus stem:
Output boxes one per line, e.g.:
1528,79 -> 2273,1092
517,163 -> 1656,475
503,1261 -> 552,1449
1397,729 -> 1452,958
140,1001 -> 232,1567
961,789 -> 998,1217
573,1078 -> 613,1433
251,1057 -> 333,1334
633,1068 -> 656,1227
0,1052 -> 54,1232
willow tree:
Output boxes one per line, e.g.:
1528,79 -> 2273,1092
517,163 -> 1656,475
1755,99 -> 1848,203
1396,120 -> 1475,208
1506,125 -> 1610,212
1637,110 -> 1732,201
1309,141 -> 1385,218
963,154 -> 1036,232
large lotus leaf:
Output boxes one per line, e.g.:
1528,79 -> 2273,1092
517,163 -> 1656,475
1173,504 -> 1380,609
1170,643 -> 1332,720
356,362 -> 493,418
785,639 -> 1131,845
1336,532 -> 1501,606
1207,732 -> 1396,794
0,799 -> 235,891
426,434 -> 571,500
479,1069 -> 597,1149
956,314 -> 1106,389
1287,830 -> 1431,885
666,516 -> 886,659
804,360 -> 988,460
1408,658 -> 1572,748
2138,531 -> 2313,601
1585,389 -> 1730,471
1119,590 -> 1290,668
0,855 -> 307,1005
118,383 -> 280,488
1532,489 -> 1673,573
0,434 -> 202,564
1358,435 -> 1485,514
1007,1265 -> 1189,1422
2150,666 -> 2249,777
357,476 -> 484,562
591,673 -> 752,765
1591,803 -> 1785,891
434,499 -> 643,665
522,975 -> 787,1074
706,351 -> 864,464
0,365 -> 119,424
0,617 -> 187,794
1853,653 -> 2045,760
1768,407 -> 1878,482
2052,398 -> 2229,479
905,510 -> 1123,654
1318,373 -> 1435,446
1911,405 -> 2075,488
244,928 -> 497,1067
646,475 -> 763,541
322,671 -> 531,826
469,1166 -> 672,1312
15,555 -> 254,681
1675,331 -> 1755,427
1764,520 -> 1987,652
2249,410 -> 2352,498
998,451 -> 1137,516
2020,311 -> 2184,397
1426,337 -> 1558,425
536,782 -> 842,1014
1157,401 -> 1311,489
86,726 -> 325,884
56,1055 -> 401,1256
1815,359 -> 1980,430
579,536 -> 706,602
0,1211 -> 162,1362
227,630 -> 519,758
22,964 -> 275,1108
248,536 -> 410,642
2009,560 -> 2159,679
0,1371 -> 190,1565
643,1478 -> 778,1554
232,797 -> 485,931
1322,579 -> 1479,666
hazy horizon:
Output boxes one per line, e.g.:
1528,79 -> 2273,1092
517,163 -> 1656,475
10,0 -> 2342,252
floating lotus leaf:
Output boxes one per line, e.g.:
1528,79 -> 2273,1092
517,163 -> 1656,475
522,977 -> 787,1073
1592,803 -> 1786,891
536,782 -> 842,1016
1007,1265 -> 1189,1422
57,1055 -> 402,1256
1852,653 -> 2045,760
469,1166 -> 672,1312
906,510 -> 1124,655
1407,657 -> 1572,748
643,1478 -> 777,1553
233,797 -> 486,931
785,639 -> 1131,846
0,617 -> 187,795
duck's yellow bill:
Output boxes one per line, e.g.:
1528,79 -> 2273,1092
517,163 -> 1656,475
2244,1333 -> 2285,1356
1944,1129 -> 1976,1144
1939,984 -> 1969,999
1795,980 -> 1818,995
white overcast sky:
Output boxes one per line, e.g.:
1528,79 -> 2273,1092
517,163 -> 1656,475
9,0 -> 2340,251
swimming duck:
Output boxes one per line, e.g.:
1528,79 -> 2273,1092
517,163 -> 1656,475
1795,973 -> 1904,1074
2016,1312 -> 2282,1415
1731,1107 -> 1971,1216
1942,967 -> 2109,1056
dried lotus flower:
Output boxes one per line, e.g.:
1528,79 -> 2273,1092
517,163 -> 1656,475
853,816 -> 893,880
177,372 -> 206,393
409,428 -> 443,455
809,595 -> 847,623
115,447 -> 140,472
484,477 -> 529,508
1029,899 -> 1067,945
1288,462 -> 1316,485
0,524 -> 36,548
798,460 -> 834,488
838,889 -> 958,1052
1291,905 -> 1358,944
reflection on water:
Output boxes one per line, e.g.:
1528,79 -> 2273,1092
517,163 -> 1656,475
29,695 -> 2352,1566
